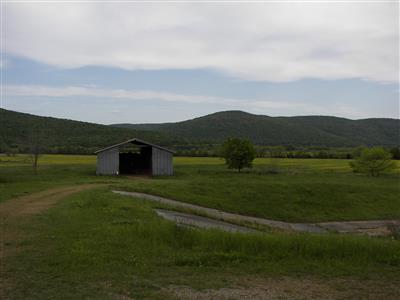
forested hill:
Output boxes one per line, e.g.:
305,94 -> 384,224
2,109 -> 398,154
0,109 -> 179,154
113,110 -> 400,147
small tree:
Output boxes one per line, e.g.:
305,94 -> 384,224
350,147 -> 395,176
220,138 -> 256,172
28,131 -> 43,175
30,144 -> 41,175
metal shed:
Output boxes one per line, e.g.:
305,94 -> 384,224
95,138 -> 174,176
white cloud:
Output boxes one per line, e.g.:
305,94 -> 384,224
4,84 -> 370,119
3,2 -> 398,82
4,84 -> 242,104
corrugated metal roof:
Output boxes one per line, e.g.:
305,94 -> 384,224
94,138 -> 175,154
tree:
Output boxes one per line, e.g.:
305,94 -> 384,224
28,130 -> 44,175
30,144 -> 41,175
349,147 -> 395,176
220,138 -> 256,172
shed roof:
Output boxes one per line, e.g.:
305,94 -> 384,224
94,138 -> 175,154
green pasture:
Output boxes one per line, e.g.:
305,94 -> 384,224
0,154 -> 96,166
177,156 -> 356,171
0,156 -> 101,202
1,154 -> 399,221
3,188 -> 400,299
2,154 -> 400,298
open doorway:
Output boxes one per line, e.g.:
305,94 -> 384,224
119,145 -> 152,175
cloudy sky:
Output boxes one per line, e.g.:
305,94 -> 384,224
1,1 -> 399,124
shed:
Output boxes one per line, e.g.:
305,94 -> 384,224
95,138 -> 174,176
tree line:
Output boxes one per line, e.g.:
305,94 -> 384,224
220,138 -> 398,176
3,143 -> 400,161
175,145 -> 400,160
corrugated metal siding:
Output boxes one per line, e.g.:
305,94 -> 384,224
152,147 -> 173,176
96,147 -> 119,175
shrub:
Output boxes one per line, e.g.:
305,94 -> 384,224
220,138 -> 256,172
349,147 -> 395,176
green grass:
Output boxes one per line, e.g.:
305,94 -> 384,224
119,158 -> 400,222
0,154 -> 96,166
0,155 -> 110,201
1,155 -> 399,221
2,155 -> 400,298
4,188 -> 400,299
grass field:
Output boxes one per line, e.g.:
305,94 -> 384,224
119,157 -> 400,222
1,155 -> 400,299
1,155 -> 399,222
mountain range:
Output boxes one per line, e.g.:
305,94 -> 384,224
113,110 -> 399,147
1,109 -> 398,154
0,108 -> 178,154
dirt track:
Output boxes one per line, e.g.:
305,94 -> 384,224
0,184 -> 105,298
0,184 -> 104,218
164,276 -> 400,300
0,184 -> 104,258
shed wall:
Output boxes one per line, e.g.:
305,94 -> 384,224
96,147 -> 119,175
152,148 -> 173,176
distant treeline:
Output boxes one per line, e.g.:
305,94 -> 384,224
2,143 -> 400,160
175,145 -> 400,160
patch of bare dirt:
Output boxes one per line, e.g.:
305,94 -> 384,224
124,175 -> 152,180
0,184 -> 104,218
165,277 -> 400,300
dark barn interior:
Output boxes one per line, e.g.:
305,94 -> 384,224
96,138 -> 173,176
119,146 -> 152,175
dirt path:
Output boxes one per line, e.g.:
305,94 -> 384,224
0,184 -> 105,298
164,276 -> 400,300
0,184 -> 105,259
114,190 -> 400,235
1,184 -> 104,218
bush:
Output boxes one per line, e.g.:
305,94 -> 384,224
220,138 -> 256,172
350,147 -> 395,176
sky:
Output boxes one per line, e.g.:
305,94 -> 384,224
1,1 -> 399,124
